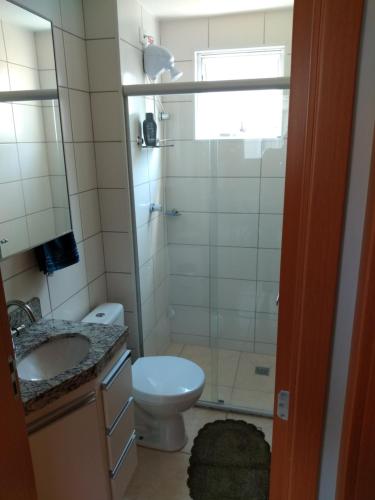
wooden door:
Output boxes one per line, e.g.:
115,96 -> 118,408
270,0 -> 364,498
335,127 -> 375,500
0,271 -> 37,500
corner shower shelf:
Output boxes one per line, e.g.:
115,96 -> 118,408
137,137 -> 174,148
141,144 -> 174,148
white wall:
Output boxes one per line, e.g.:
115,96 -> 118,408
1,0 -> 106,323
318,0 -> 375,498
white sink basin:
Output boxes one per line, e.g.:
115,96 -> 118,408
17,335 -> 90,381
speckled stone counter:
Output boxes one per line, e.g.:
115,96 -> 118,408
14,319 -> 128,415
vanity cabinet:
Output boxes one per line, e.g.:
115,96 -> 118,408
26,345 -> 137,500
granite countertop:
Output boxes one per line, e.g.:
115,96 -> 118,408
14,319 -> 128,415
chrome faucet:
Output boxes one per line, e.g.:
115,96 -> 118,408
6,300 -> 37,337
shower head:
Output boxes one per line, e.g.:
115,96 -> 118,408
143,43 -> 183,82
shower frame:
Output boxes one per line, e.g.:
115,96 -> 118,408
122,76 -> 290,416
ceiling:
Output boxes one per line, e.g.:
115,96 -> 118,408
140,0 -> 293,19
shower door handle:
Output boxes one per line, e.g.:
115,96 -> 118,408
165,209 -> 181,217
276,292 -> 279,306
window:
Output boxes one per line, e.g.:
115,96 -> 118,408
195,47 -> 285,140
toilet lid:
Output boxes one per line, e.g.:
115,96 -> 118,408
132,356 -> 205,399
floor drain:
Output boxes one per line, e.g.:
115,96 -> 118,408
255,366 -> 270,376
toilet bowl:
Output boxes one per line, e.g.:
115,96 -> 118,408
132,356 -> 205,451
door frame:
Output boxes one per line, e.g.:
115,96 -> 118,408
0,272 -> 37,500
335,126 -> 375,500
270,0 -> 364,499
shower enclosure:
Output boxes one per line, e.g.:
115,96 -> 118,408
124,78 -> 289,415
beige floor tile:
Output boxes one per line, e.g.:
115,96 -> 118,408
163,342 -> 185,356
231,388 -> 275,413
200,384 -> 232,404
183,406 -> 225,454
124,447 -> 191,500
234,352 -> 276,393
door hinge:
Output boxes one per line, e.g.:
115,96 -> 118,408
8,355 -> 19,399
277,390 -> 289,420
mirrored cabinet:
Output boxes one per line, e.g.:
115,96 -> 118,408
0,0 -> 71,260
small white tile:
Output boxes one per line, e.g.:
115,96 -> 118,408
106,272 -> 136,311
96,142 -> 128,189
53,287 -> 90,321
257,249 -> 281,281
260,178 -> 285,214
4,266 -> 51,316
261,140 -> 286,177
214,213 -> 259,247
64,33 -> 89,91
13,104 -> 45,142
35,31 -> 55,70
58,87 -> 73,142
88,274 -> 107,309
0,61 -> 9,91
12,0 -> 61,27
169,244 -> 209,277
39,70 -> 57,89
52,28 -> 67,87
147,146 -> 163,181
127,95 -> 145,141
0,182 -> 25,223
91,92 -> 124,141
0,144 -> 20,182
0,104 -> 15,143
217,140 -> 262,177
99,188 -> 131,232
47,242 -> 87,308
141,294 -> 156,337
255,313 -> 277,345
169,275 -> 209,307
134,182 -> 151,227
254,342 -> 277,356
153,247 -> 168,287
8,65 -> 39,91
63,143 -> 78,194
166,140 -> 211,177
136,216 -> 165,265
211,247 -> 257,280
103,232 -> 132,273
60,0 -> 85,37
130,141 -> 148,186
0,24 -> 6,60
49,175 -> 68,209
69,194 -> 82,242
23,177 -> 52,214
69,90 -> 93,142
209,12 -> 264,49
149,180 -> 163,218
162,101 -> 194,140
154,279 -> 169,320
212,278 -> 256,312
161,18 -> 208,60
166,177 -> 210,212
79,189 -> 101,239
83,0 -> 116,38
2,22 -> 38,67
170,305 -> 209,336
259,214 -> 283,248
87,39 -> 119,91
27,209 -> 56,247
0,248 -> 35,281
74,142 -> 97,192
167,213 -> 210,246
139,259 -> 154,303
214,309 -> 255,342
0,218 -> 30,258
118,0 -> 142,47
42,106 -> 62,142
119,40 -> 144,85
84,233 -> 105,282
46,142 -> 65,175
256,281 -> 279,314
216,178 -> 260,213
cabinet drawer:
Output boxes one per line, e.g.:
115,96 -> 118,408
106,397 -> 135,470
110,433 -> 137,500
101,350 -> 132,426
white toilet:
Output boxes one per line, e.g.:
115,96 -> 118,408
82,303 -> 205,452
132,356 -> 205,451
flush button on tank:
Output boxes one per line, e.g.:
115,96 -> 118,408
96,312 -> 105,318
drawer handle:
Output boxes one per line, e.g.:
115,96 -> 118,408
106,397 -> 133,436
101,349 -> 132,391
110,431 -> 136,480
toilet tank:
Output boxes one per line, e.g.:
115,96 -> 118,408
81,303 -> 124,326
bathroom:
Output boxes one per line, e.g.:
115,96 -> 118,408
1,0 -> 374,499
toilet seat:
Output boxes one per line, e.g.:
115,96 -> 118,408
132,356 -> 205,405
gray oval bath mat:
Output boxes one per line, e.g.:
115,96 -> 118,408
187,419 -> 270,500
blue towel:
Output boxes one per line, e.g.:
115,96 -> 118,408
35,232 -> 79,275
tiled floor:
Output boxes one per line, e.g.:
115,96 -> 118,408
164,342 -> 276,413
124,407 -> 273,500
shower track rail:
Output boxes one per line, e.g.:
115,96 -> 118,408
0,89 -> 58,102
122,76 -> 290,96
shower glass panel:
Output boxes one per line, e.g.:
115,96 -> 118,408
126,87 -> 289,415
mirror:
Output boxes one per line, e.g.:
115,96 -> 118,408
0,1 -> 71,260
